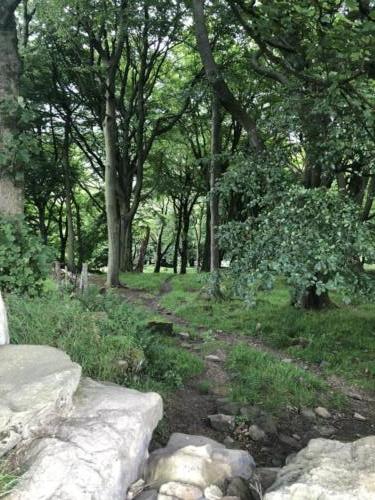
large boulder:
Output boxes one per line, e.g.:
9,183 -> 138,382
144,433 -> 255,490
0,345 -> 81,457
265,436 -> 375,500
7,377 -> 163,500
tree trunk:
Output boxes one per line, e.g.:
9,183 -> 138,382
136,226 -> 150,273
0,4 -> 23,216
173,205 -> 183,274
180,204 -> 190,275
201,201 -> 211,272
296,286 -> 332,310
104,85 -> 121,287
154,223 -> 165,273
210,92 -> 222,273
63,116 -> 75,272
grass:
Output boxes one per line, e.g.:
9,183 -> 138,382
125,272 -> 375,392
227,344 -> 344,413
6,287 -> 203,394
0,460 -> 18,498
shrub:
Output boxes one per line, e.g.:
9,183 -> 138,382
0,215 -> 51,295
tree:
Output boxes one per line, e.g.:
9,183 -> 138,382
0,0 -> 24,215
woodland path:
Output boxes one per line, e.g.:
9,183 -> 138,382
94,275 -> 375,467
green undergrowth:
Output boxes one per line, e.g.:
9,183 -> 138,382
7,287 -> 203,394
126,272 -> 374,392
227,344 -> 344,413
0,460 -> 19,498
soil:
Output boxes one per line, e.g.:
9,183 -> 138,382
93,275 -> 375,468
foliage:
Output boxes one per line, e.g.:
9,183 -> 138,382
0,216 -> 51,295
227,344 -> 343,413
7,287 -> 203,391
0,459 -> 19,498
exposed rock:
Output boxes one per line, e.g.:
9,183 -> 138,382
147,321 -> 174,336
313,425 -> 336,437
145,433 -> 255,489
0,291 -> 9,345
204,484 -> 223,499
128,479 -> 146,499
314,406 -> 331,419
255,468 -> 279,491
159,482 -> 203,500
281,358 -> 293,364
278,434 -> 301,449
239,407 -> 277,435
248,425 -> 266,442
157,495 -> 178,500
135,491 -> 158,500
208,414 -> 236,433
265,437 -> 375,500
8,377 -> 163,500
177,332 -> 190,340
354,412 -> 367,421
0,345 -> 81,458
285,453 -> 296,465
300,408 -> 316,420
226,477 -> 253,500
205,355 -> 224,363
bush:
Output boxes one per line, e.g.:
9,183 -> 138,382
0,215 -> 51,295
7,288 -> 202,391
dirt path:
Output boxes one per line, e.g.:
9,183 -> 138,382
94,276 -> 375,467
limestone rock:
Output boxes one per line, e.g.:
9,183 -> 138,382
135,490 -> 158,500
7,378 -> 163,500
204,484 -> 223,499
0,345 -> 81,458
205,355 -> 224,363
159,482 -> 203,500
145,433 -> 255,489
0,291 -> 9,345
265,436 -> 375,500
300,408 -> 316,420
314,406 -> 331,419
208,414 -> 236,432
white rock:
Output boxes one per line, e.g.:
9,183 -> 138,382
265,436 -> 375,500
7,377 -> 163,500
204,484 -> 223,499
145,433 -> 255,489
0,291 -> 9,345
159,481 -> 202,499
0,345 -> 81,458
354,412 -> 366,421
167,433 -> 225,452
314,406 -> 331,419
135,491 -> 158,500
205,355 -> 223,363
128,479 -> 146,499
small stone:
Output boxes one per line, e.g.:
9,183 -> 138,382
159,481 -> 202,500
135,491 -> 158,500
314,406 -> 331,419
177,331 -> 190,340
128,479 -> 146,499
255,322 -> 262,332
354,412 -> 367,421
256,467 -> 280,491
248,424 -> 266,442
282,358 -> 293,363
223,436 -> 235,447
226,477 -> 252,500
313,425 -> 336,437
204,484 -> 223,500
205,354 -> 223,363
301,408 -> 316,420
292,434 -> 301,441
278,434 -> 301,449
208,414 -> 236,432
181,342 -> 192,348
285,452 -> 297,465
